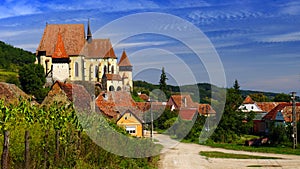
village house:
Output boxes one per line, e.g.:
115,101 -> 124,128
239,95 -> 300,134
95,91 -> 145,137
36,21 -> 133,92
167,94 -> 216,119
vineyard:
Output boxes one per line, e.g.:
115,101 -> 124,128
0,99 -> 161,169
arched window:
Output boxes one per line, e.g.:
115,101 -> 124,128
117,86 -> 121,91
111,66 -> 114,74
109,85 -> 115,91
95,66 -> 98,78
104,65 -> 107,74
75,62 -> 79,77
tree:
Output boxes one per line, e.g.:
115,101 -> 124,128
158,67 -> 169,101
273,93 -> 291,102
212,80 -> 254,143
249,93 -> 269,102
19,64 -> 46,102
233,79 -> 240,93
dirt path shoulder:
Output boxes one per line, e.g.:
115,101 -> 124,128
155,134 -> 300,169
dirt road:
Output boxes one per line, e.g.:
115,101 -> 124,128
155,134 -> 300,169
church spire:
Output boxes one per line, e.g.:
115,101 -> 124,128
87,19 -> 92,43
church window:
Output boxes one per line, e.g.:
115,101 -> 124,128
109,85 -> 115,91
104,65 -> 107,74
111,66 -> 114,74
75,62 -> 79,77
95,66 -> 98,78
117,86 -> 121,91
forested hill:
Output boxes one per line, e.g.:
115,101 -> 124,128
0,41 -> 35,70
133,80 -> 283,103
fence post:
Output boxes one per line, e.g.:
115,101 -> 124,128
1,130 -> 9,169
24,130 -> 30,169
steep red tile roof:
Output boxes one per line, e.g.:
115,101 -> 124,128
96,91 -> 138,119
52,33 -> 69,59
179,108 -> 198,121
167,94 -> 198,109
105,74 -> 122,81
80,39 -> 116,59
198,104 -> 216,115
243,96 -> 255,104
37,24 -> 85,56
0,82 -> 30,104
256,102 -> 282,112
263,103 -> 300,121
118,50 -> 132,67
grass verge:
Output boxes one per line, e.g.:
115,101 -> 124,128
199,151 -> 281,159
204,142 -> 300,155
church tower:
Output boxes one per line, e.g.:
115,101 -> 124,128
52,33 -> 70,82
118,50 -> 133,91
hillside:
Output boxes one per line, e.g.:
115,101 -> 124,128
0,41 -> 36,85
133,80 -> 283,103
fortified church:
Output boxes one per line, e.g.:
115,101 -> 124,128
36,21 -> 133,91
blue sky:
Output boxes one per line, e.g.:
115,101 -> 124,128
0,0 -> 299,94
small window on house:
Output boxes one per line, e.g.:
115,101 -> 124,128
117,86 -> 121,91
126,126 -> 136,134
251,106 -> 254,109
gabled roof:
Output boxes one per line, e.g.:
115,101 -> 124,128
118,50 -> 132,67
52,33 -> 68,59
80,39 -> 116,59
256,102 -> 282,113
95,91 -> 137,118
263,103 -> 300,120
198,104 -> 216,115
168,94 -> 198,109
0,82 -> 31,104
179,108 -> 198,121
37,24 -> 85,56
116,109 -> 143,124
243,96 -> 255,104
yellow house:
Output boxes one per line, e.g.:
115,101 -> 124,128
116,109 -> 143,137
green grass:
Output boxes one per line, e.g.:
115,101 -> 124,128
199,151 -> 281,159
0,69 -> 18,82
204,142 -> 300,155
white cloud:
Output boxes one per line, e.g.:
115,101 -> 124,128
0,0 -> 41,19
188,9 -> 263,24
114,41 -> 170,49
256,32 -> 300,43
279,1 -> 300,15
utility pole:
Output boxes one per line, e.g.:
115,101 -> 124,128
150,98 -> 154,141
291,92 -> 297,149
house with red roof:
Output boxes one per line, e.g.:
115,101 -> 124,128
240,95 -> 300,134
